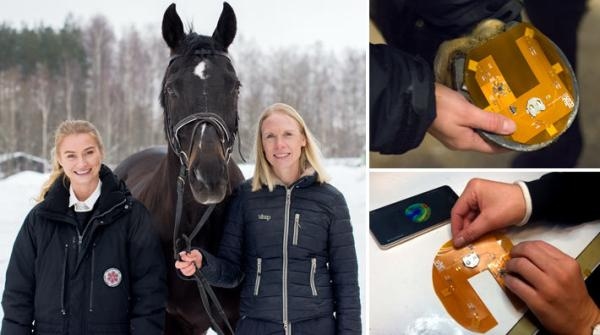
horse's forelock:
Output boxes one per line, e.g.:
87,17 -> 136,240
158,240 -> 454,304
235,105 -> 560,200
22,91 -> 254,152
182,33 -> 225,58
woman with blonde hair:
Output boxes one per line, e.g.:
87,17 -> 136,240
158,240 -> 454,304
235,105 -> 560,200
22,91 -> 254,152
1,120 -> 166,335
176,103 -> 362,334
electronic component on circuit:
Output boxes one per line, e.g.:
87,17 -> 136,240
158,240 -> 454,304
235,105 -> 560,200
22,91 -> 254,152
462,252 -> 480,268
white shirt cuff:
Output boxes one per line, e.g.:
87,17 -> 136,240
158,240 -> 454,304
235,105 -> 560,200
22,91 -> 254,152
514,181 -> 532,226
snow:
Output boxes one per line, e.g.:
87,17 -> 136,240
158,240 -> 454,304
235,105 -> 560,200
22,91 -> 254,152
0,161 -> 366,333
0,152 -> 48,165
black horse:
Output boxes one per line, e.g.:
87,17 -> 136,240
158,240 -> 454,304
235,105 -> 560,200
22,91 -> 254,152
114,3 -> 243,334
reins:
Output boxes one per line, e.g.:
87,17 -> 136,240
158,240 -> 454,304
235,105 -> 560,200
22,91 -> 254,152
172,162 -> 234,335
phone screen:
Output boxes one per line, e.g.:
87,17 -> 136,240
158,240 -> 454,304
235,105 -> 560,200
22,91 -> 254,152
370,185 -> 458,249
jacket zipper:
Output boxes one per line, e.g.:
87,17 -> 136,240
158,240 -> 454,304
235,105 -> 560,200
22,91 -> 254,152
73,198 -> 126,271
282,187 -> 292,335
254,257 -> 262,296
292,213 -> 300,246
79,199 -> 127,250
89,243 -> 96,312
61,243 -> 68,315
310,257 -> 318,296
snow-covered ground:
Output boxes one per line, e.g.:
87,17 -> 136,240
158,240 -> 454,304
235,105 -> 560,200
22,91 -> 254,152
0,160 -> 366,333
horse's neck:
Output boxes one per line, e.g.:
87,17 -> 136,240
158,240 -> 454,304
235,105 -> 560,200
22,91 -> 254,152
137,156 -> 190,240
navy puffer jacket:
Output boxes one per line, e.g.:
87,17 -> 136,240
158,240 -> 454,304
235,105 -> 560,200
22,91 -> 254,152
200,173 -> 361,334
1,165 -> 166,335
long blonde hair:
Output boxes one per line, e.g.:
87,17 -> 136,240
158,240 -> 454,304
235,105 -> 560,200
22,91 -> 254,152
252,103 -> 330,191
37,120 -> 105,202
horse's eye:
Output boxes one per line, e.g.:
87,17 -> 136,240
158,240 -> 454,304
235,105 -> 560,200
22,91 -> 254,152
165,86 -> 177,97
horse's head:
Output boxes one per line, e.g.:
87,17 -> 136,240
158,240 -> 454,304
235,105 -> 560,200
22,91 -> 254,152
160,3 -> 239,204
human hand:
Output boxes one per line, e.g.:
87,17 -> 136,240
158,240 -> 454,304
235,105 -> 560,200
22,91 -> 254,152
504,241 -> 600,335
429,83 -> 516,153
451,178 -> 526,248
175,250 -> 203,277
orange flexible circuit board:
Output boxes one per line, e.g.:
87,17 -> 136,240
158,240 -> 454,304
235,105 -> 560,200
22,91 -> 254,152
432,234 -> 524,333
464,23 -> 576,145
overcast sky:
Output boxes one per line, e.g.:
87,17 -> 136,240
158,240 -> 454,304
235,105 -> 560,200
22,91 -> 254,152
1,0 -> 366,51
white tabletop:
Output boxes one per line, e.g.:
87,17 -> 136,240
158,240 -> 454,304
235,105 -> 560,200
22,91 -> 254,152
369,171 -> 600,335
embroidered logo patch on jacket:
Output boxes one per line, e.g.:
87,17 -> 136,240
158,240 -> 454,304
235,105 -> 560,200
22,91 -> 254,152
103,268 -> 122,287
257,214 -> 271,221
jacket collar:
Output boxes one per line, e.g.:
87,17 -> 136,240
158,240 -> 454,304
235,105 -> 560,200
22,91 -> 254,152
271,167 -> 317,189
40,164 -> 129,219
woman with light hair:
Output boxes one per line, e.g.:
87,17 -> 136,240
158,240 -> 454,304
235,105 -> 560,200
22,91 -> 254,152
176,103 -> 362,334
1,120 -> 166,335
252,102 -> 330,191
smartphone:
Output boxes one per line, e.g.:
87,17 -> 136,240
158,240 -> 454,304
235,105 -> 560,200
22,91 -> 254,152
370,185 -> 458,249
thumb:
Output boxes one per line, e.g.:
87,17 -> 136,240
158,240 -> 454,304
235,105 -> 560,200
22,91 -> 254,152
453,218 -> 490,248
468,107 -> 516,135
192,250 -> 203,267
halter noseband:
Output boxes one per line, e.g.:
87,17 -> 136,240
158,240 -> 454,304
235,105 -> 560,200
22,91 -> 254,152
168,111 -> 235,167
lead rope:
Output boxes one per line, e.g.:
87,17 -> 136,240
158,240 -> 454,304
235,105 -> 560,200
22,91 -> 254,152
172,163 -> 235,335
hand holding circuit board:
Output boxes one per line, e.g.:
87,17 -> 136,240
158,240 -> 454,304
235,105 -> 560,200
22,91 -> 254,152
435,20 -> 578,151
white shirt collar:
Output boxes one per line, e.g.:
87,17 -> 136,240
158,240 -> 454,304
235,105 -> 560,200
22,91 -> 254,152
69,180 -> 102,212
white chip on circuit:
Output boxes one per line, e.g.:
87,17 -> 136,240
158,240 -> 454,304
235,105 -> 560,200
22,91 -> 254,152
462,252 -> 480,268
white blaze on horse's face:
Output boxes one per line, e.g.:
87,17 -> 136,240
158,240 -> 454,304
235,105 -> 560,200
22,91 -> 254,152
194,60 -> 209,80
197,124 -> 207,151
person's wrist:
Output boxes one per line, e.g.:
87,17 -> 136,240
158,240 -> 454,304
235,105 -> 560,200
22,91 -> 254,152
579,305 -> 600,335
590,307 -> 600,335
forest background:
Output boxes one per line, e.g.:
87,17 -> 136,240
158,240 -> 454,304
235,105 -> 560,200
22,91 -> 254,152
0,17 -> 365,165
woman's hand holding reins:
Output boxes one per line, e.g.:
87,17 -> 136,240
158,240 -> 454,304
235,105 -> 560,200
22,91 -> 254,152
175,250 -> 203,276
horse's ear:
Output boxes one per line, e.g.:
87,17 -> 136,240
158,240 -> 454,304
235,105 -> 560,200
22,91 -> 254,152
212,2 -> 236,50
162,3 -> 185,50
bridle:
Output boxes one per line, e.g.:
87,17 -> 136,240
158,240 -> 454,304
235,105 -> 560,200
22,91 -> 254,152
164,48 -> 237,335
164,49 -> 237,168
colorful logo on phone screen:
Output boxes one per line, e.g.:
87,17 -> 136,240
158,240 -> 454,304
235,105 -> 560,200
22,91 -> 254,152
405,203 -> 431,223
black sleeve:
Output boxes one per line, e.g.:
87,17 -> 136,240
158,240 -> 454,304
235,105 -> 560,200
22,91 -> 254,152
525,172 -> 600,224
369,43 -> 436,155
1,212 -> 36,335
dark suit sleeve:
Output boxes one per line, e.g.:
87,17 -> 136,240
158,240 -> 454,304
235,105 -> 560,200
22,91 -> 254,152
328,192 -> 361,335
369,43 -> 436,155
525,172 -> 600,223
1,212 -> 36,335
128,202 -> 167,335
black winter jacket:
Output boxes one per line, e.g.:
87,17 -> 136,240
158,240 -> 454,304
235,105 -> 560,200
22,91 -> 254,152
525,172 -> 600,223
1,165 -> 166,335
369,0 -> 522,154
370,44 -> 436,154
200,173 -> 361,334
